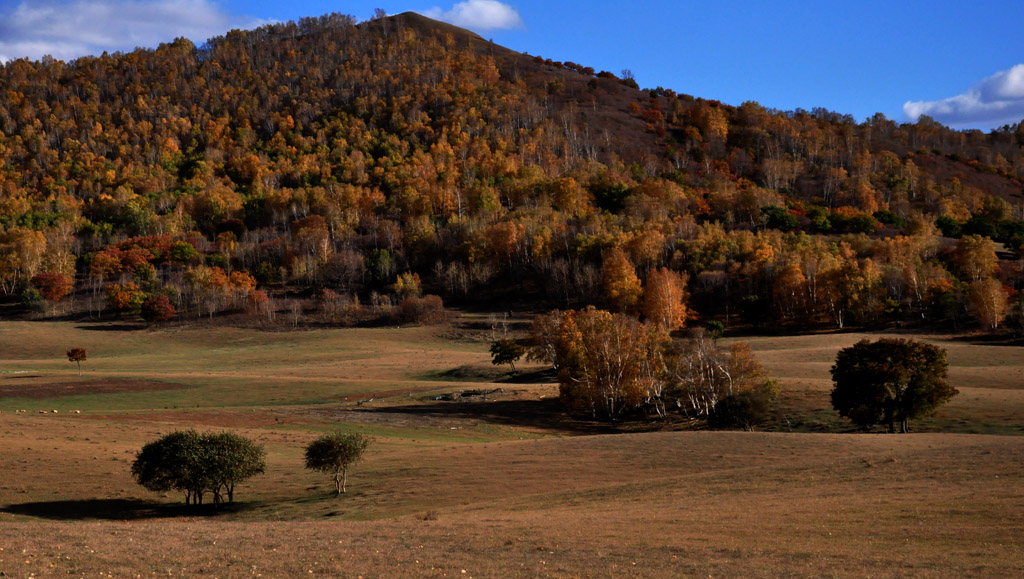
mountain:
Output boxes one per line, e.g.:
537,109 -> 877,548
1,12 -> 1023,330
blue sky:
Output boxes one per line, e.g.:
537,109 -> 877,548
2,0 -> 1023,130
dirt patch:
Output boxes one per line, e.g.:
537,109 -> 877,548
0,377 -> 189,400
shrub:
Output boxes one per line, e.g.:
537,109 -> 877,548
31,272 -> 74,301
707,390 -> 770,430
20,287 -> 44,312
141,294 -> 177,323
395,294 -> 445,324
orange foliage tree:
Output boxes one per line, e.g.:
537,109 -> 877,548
601,247 -> 642,313
552,307 -> 668,420
642,267 -> 689,331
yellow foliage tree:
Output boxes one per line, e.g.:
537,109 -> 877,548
953,235 -> 997,282
642,267 -> 689,331
554,307 -> 667,420
601,247 -> 642,313
968,278 -> 1009,330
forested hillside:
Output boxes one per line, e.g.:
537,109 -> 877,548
2,11 -> 1024,330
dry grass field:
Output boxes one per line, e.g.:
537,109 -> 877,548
1,318 -> 1023,577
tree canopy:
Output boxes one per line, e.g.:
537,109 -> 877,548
830,338 -> 958,433
66,347 -> 87,375
304,432 -> 371,494
490,338 -> 526,373
131,430 -> 266,506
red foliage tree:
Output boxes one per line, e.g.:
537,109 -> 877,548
141,295 -> 177,323
31,272 -> 74,302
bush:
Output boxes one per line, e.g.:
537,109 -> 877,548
873,209 -> 905,228
20,287 -> 45,312
395,294 -> 445,324
707,390 -> 770,430
141,294 -> 176,323
830,211 -> 879,234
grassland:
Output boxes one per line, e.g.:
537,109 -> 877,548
1,318 -> 1023,577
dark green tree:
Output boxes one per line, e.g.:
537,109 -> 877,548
131,429 -> 208,505
761,206 -> 798,231
304,432 -> 371,494
205,432 -> 267,505
490,338 -> 526,373
704,320 -> 725,341
830,338 -> 957,433
131,430 -> 266,505
366,249 -> 393,287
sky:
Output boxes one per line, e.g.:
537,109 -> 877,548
1,0 -> 1023,131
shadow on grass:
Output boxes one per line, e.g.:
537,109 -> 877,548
948,333 -> 1024,347
427,366 -> 556,384
357,397 -> 622,435
498,368 -> 557,384
1,498 -> 256,520
74,323 -> 149,332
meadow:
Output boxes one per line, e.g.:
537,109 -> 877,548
1,317 -> 1022,577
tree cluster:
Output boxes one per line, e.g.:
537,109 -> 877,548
529,307 -> 775,424
131,430 -> 266,506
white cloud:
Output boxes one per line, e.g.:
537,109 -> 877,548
0,0 -> 269,63
904,64 -> 1024,129
423,0 -> 524,31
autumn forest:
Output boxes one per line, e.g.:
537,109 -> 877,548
2,11 -> 1024,334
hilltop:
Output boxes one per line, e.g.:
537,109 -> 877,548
0,11 -> 1022,332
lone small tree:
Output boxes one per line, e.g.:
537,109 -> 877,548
304,432 -> 370,494
67,347 -> 87,376
830,338 -> 958,433
490,338 -> 526,373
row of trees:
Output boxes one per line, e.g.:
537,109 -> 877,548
7,201 -> 1020,334
131,430 -> 370,506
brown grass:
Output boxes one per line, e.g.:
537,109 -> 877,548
0,377 -> 187,400
1,321 -> 1023,577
